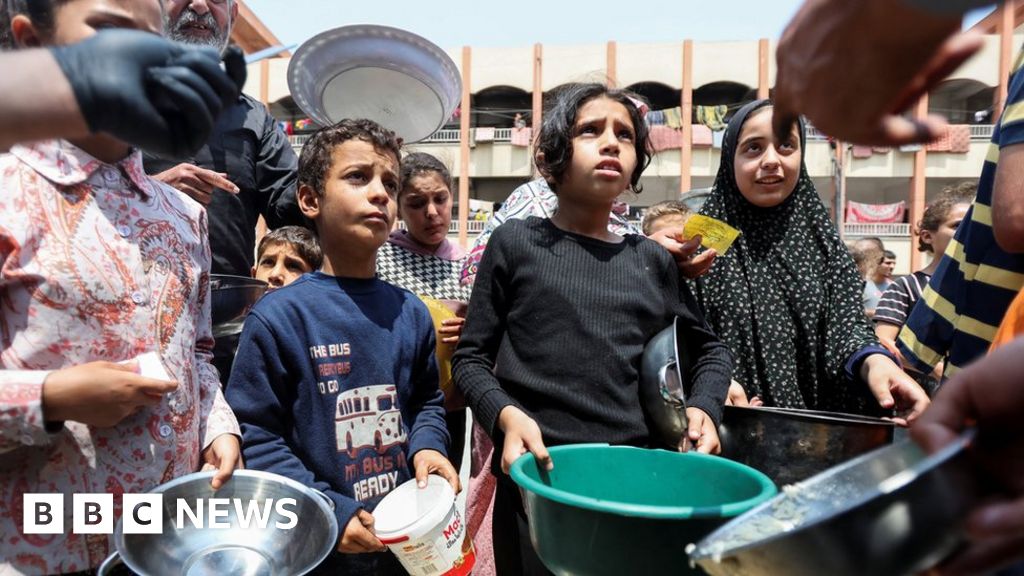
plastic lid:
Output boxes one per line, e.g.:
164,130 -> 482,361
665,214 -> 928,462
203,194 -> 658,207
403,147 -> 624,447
373,476 -> 454,538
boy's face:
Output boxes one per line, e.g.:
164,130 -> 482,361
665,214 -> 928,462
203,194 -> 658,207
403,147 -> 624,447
298,139 -> 399,258
647,214 -> 688,238
252,243 -> 313,290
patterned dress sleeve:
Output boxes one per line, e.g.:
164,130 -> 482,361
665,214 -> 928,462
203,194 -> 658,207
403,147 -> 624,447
194,209 -> 241,450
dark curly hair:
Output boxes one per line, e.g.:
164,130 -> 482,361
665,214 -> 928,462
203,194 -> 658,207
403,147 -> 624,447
256,225 -> 322,271
3,0 -> 74,47
534,83 -> 652,194
400,151 -> 451,196
917,182 -> 975,253
297,118 -> 402,197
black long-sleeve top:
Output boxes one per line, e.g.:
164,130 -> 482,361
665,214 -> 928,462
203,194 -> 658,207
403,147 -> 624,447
453,217 -> 732,451
144,94 -> 306,276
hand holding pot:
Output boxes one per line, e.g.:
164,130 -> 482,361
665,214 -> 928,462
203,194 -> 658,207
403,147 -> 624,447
498,405 -> 552,474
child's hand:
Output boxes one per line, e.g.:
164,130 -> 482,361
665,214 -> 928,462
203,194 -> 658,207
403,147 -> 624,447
412,449 -> 460,494
678,407 -> 721,455
861,353 -> 930,426
201,433 -> 243,490
497,406 -> 552,474
41,361 -> 178,427
338,509 -> 385,554
438,317 -> 465,345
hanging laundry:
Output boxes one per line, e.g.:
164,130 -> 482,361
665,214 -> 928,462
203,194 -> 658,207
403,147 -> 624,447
664,107 -> 683,129
845,200 -> 907,223
646,109 -> 666,126
899,143 -> 923,152
511,127 -> 532,147
851,145 -> 873,159
475,127 -> 496,142
872,146 -> 892,154
649,125 -> 683,151
695,105 -> 728,131
712,129 -> 725,149
692,124 -> 713,147
925,127 -> 952,152
948,125 -> 971,154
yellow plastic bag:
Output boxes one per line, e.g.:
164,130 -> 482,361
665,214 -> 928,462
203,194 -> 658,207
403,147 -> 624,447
419,295 -> 459,400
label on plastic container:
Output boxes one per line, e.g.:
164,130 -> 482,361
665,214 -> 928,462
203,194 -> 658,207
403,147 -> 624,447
390,505 -> 475,576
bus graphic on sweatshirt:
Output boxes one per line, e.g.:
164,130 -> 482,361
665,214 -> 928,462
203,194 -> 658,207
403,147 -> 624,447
335,385 -> 407,458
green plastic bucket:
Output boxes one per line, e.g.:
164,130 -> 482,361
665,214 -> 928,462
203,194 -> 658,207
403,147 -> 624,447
509,444 -> 777,575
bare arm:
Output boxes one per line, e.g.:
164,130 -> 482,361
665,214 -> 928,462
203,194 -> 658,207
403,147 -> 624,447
992,143 -> 1024,253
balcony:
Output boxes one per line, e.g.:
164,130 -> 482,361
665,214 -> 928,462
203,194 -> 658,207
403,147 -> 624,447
842,223 -> 911,237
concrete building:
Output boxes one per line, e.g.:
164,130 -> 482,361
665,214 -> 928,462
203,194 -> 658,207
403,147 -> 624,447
233,2 -> 1024,275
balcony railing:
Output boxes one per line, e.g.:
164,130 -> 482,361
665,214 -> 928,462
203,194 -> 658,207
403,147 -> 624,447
843,223 -> 911,237
290,125 -> 995,147
396,220 -> 488,235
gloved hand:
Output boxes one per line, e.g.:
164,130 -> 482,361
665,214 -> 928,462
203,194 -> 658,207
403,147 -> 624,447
49,29 -> 247,158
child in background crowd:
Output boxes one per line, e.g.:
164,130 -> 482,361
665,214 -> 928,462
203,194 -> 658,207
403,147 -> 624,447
452,83 -> 731,575
876,184 -> 974,393
226,119 -> 457,576
641,199 -> 692,237
0,0 -> 240,572
252,225 -> 323,290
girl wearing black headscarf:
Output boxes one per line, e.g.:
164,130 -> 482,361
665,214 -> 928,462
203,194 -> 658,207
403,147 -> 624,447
693,99 -> 929,422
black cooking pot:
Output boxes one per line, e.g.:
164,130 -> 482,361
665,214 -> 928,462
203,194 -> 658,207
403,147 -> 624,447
718,405 -> 895,486
210,274 -> 268,337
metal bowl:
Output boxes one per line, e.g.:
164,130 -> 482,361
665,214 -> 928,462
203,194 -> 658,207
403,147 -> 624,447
639,318 -> 689,449
99,470 -> 338,576
210,274 -> 267,337
718,405 -> 895,486
689,431 -> 977,576
287,25 -> 462,143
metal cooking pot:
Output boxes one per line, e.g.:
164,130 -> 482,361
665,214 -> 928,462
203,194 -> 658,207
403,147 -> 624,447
287,25 -> 462,143
639,318 -> 689,449
210,274 -> 267,338
689,430 -> 977,576
718,405 -> 895,486
98,470 -> 338,576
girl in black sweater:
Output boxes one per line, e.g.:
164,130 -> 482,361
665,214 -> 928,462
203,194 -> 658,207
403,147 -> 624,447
452,83 -> 732,575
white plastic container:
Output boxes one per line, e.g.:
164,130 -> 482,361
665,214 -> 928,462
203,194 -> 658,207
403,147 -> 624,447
374,475 -> 475,576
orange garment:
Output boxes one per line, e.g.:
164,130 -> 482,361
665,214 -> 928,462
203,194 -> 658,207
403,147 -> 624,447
990,286 -> 1024,351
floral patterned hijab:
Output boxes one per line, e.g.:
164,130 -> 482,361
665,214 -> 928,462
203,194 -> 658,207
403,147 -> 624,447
694,99 -> 878,413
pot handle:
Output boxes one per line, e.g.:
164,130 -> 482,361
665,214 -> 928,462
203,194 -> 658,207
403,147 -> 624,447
98,552 -> 123,576
311,487 -> 335,511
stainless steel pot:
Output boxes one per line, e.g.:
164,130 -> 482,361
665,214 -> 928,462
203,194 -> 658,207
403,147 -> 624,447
210,274 -> 267,338
689,430 -> 977,576
98,470 -> 338,576
639,318 -> 689,449
287,25 -> 462,144
718,405 -> 895,486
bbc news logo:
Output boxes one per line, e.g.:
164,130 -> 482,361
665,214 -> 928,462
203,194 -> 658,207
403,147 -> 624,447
23,494 -> 299,534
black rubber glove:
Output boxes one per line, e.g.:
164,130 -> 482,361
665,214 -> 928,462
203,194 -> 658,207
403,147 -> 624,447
49,29 -> 247,158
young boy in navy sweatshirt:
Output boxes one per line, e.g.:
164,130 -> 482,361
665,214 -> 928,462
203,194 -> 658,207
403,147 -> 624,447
226,119 -> 457,575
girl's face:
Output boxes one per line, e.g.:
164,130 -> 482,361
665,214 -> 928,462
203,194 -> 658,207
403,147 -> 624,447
733,108 -> 802,209
924,202 -> 969,257
399,172 -> 452,249
23,0 -> 162,46
559,96 -> 638,205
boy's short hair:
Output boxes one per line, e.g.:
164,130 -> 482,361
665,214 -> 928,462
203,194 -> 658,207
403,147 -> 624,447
297,118 -> 402,197
883,250 -> 896,260
256,226 -> 323,270
641,200 -> 691,236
